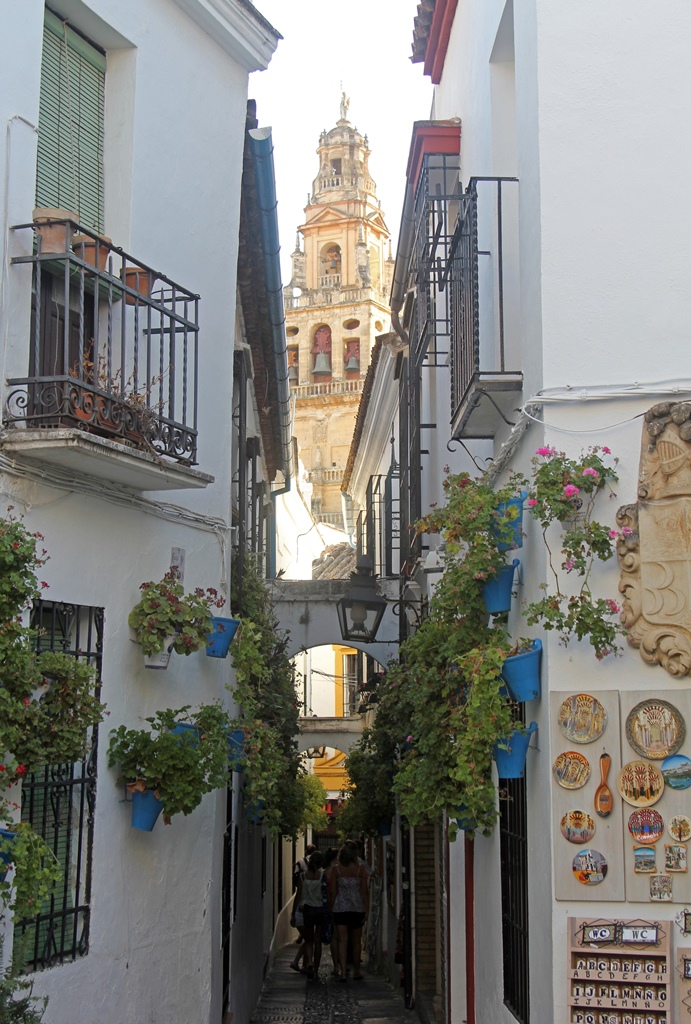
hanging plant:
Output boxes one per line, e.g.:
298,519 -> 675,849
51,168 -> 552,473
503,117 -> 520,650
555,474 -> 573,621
524,445 -> 625,659
226,556 -> 304,837
107,703 -> 232,823
128,570 -> 225,657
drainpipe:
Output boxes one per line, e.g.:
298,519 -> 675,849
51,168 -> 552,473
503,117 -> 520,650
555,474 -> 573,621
247,127 -> 293,502
389,179 -> 415,348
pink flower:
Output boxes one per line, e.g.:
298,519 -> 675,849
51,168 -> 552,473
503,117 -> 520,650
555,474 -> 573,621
601,447 -> 611,454
582,467 -> 599,478
536,446 -> 555,457
23,698 -> 30,706
527,498 -> 537,507
621,526 -> 633,536
605,599 -> 621,614
608,530 -> 619,539
564,558 -> 576,572
563,484 -> 580,498
406,735 -> 414,743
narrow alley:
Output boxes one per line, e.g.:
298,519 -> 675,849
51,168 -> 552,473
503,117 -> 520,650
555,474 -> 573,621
250,947 -> 417,1024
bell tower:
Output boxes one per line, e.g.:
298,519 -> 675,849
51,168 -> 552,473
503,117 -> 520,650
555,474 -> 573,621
284,94 -> 393,526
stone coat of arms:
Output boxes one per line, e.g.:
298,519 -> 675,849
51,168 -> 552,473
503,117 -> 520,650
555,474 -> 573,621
618,402 -> 691,677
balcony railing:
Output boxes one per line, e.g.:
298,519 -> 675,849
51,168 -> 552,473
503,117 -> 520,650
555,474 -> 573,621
290,379 -> 363,399
318,273 -> 341,289
445,177 -> 523,438
7,219 -> 199,465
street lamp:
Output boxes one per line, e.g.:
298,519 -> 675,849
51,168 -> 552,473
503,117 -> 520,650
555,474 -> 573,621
336,556 -> 387,643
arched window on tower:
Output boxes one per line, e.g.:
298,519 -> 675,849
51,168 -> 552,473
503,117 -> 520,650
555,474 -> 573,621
312,325 -> 332,379
287,347 -> 299,383
320,244 -> 341,288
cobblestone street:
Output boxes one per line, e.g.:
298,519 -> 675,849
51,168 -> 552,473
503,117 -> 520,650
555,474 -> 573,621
250,946 -> 417,1024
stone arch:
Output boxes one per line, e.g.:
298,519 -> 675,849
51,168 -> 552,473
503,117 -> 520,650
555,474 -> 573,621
320,242 -> 341,277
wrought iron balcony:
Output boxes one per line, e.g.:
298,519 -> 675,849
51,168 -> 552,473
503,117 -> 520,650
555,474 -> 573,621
355,471 -> 400,579
446,177 -> 523,438
7,218 -> 200,470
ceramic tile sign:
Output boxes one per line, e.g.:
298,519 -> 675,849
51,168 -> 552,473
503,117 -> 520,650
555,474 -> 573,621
568,917 -> 671,1024
552,691 -> 624,901
621,689 -> 691,904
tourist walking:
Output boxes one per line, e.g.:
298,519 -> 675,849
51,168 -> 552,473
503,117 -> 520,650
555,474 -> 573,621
291,850 -> 324,980
331,842 -> 369,981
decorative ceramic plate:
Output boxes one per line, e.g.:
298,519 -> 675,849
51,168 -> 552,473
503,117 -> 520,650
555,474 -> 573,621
558,694 -> 607,745
560,810 -> 595,845
668,815 -> 691,843
628,808 -> 664,845
626,699 -> 685,759
552,751 -> 591,789
572,848 -> 608,885
617,759 -> 665,807
661,754 -> 691,790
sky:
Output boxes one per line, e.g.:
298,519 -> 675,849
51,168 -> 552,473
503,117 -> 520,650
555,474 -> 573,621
249,0 -> 433,282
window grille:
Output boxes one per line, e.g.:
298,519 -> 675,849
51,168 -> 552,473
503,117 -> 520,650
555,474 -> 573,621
500,770 -> 529,1022
15,600 -> 103,972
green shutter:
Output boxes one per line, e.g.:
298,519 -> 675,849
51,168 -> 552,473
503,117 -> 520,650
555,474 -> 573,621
36,9 -> 105,233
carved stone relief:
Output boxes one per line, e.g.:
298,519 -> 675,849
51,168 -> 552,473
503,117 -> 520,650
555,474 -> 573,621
618,402 -> 691,677
313,418 -> 328,444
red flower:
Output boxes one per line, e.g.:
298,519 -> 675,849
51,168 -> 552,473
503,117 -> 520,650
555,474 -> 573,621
23,698 -> 30,706
41,581 -> 49,589
12,542 -> 18,549
16,765 -> 26,775
0,766 -> 5,772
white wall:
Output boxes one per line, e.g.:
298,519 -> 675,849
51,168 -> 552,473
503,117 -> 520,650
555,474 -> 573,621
0,1 -> 278,1021
427,0 -> 691,1020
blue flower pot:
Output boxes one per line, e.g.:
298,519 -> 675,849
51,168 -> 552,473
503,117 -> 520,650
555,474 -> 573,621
205,617 -> 240,658
131,789 -> 164,831
501,640 -> 542,702
0,828 -> 16,881
493,722 -> 538,779
245,798 -> 265,824
492,492 -> 527,551
227,729 -> 246,773
171,722 -> 201,746
377,820 -> 392,837
453,807 -> 476,832
482,559 -> 520,615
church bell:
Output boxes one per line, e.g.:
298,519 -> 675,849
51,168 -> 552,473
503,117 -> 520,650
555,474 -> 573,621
345,354 -> 360,371
313,352 -> 331,374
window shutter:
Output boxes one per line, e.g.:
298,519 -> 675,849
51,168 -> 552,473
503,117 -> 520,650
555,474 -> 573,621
36,10 -> 105,233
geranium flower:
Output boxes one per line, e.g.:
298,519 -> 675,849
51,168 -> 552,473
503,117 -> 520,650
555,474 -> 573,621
563,558 -> 576,572
535,446 -> 556,457
563,484 -> 580,498
605,599 -> 621,614
527,498 -> 537,507
608,530 -> 619,539
621,526 -> 633,536
582,467 -> 599,478
601,447 -> 611,454
406,735 -> 414,743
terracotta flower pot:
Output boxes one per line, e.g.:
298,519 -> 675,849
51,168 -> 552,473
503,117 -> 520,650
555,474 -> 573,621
33,207 -> 78,254
122,266 -> 156,305
73,233 -> 112,272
